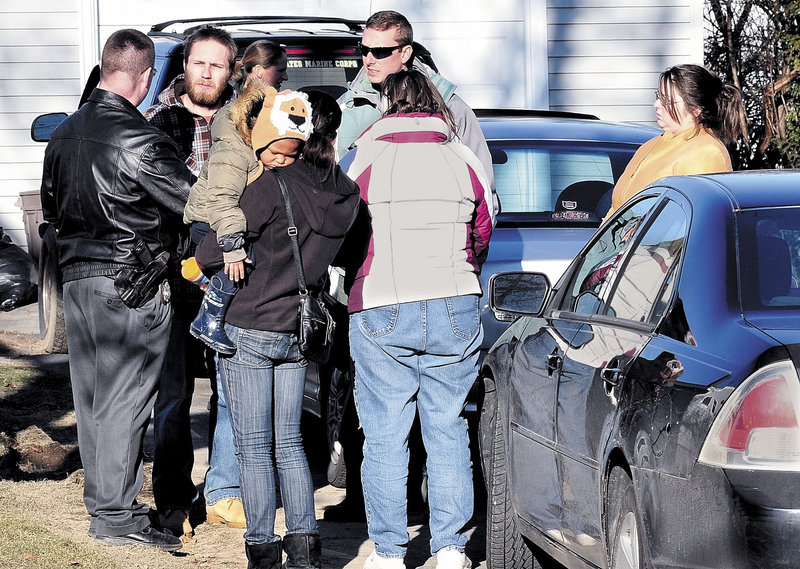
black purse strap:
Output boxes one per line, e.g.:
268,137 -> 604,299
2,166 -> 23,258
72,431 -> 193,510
273,169 -> 308,295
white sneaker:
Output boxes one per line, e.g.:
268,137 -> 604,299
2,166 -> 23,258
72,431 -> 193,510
363,550 -> 405,569
435,548 -> 472,569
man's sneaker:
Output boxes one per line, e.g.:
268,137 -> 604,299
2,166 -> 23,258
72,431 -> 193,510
206,497 -> 246,528
95,525 -> 182,552
435,548 -> 471,569
363,550 -> 405,569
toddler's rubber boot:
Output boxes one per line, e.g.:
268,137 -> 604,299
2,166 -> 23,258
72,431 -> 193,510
190,275 -> 236,355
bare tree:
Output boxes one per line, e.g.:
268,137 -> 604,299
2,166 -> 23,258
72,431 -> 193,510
705,0 -> 800,168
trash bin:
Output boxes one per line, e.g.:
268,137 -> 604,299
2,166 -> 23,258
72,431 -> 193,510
16,190 -> 44,263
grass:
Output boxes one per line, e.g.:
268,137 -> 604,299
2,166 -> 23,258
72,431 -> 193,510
0,495 -> 116,569
0,363 -> 35,395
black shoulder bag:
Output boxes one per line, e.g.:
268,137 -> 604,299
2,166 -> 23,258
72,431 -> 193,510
273,170 -> 336,364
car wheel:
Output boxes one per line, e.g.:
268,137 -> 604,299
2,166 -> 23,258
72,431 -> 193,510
38,227 -> 67,354
325,364 -> 351,488
607,466 -> 647,569
482,399 -> 535,569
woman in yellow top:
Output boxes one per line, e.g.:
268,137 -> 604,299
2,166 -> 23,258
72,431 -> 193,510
605,64 -> 743,219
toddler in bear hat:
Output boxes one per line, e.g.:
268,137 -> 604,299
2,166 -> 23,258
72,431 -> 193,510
251,88 -> 313,159
181,82 -> 313,355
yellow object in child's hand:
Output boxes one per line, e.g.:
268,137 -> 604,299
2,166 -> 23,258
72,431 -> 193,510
181,257 -> 210,290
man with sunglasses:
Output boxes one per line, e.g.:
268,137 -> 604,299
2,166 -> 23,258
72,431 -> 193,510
337,10 -> 495,213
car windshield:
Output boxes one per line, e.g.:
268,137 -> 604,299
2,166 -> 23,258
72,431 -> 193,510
738,207 -> 800,311
489,140 -> 639,225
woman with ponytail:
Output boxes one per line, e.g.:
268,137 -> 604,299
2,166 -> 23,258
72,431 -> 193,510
604,63 -> 744,219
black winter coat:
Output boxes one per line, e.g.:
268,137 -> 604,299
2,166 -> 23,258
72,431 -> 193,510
41,88 -> 193,281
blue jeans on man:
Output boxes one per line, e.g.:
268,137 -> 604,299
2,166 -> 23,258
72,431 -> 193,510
349,295 -> 483,559
204,356 -> 243,506
187,221 -> 242,509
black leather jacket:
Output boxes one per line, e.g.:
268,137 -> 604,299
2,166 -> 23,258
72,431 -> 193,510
41,88 -> 193,282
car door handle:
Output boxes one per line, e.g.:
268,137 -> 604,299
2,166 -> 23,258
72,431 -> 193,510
601,365 -> 622,386
547,350 -> 562,376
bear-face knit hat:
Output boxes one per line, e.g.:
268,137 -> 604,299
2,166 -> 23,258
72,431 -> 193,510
251,88 -> 314,156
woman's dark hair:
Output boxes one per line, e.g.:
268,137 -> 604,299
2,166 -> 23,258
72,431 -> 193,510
300,89 -> 341,181
660,64 -> 743,145
381,69 -> 456,134
231,40 -> 286,85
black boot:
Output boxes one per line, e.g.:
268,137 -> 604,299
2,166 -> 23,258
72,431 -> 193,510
190,275 -> 236,354
283,533 -> 321,569
245,540 -> 282,569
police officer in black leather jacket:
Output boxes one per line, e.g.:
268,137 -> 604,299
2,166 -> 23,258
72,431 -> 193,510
40,29 -> 193,552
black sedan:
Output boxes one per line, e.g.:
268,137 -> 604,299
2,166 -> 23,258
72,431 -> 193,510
479,170 -> 800,569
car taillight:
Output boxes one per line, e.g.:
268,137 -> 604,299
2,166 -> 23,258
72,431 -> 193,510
699,360 -> 800,471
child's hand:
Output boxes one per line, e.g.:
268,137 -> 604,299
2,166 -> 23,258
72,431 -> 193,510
225,259 -> 251,282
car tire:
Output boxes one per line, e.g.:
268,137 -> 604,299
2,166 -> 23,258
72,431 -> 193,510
482,399 -> 535,569
326,364 -> 352,488
38,226 -> 67,354
607,466 -> 648,569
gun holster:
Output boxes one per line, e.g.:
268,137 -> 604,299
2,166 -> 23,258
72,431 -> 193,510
114,239 -> 171,309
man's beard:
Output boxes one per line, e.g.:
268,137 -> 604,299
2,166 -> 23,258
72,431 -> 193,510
184,76 -> 227,108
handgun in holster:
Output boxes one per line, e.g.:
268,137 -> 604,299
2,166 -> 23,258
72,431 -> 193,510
114,239 -> 171,309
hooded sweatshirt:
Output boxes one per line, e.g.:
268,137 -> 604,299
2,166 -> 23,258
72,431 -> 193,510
195,159 -> 360,332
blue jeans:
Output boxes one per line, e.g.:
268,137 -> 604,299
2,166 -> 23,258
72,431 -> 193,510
191,221 -> 242,505
204,355 -> 242,505
350,295 -> 482,558
220,324 -> 317,545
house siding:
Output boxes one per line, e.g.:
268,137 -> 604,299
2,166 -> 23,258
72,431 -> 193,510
547,0 -> 704,122
1,1 -> 83,248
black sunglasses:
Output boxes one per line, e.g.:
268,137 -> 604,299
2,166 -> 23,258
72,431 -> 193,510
358,42 -> 405,59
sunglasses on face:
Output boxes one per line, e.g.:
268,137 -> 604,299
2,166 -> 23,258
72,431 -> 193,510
358,42 -> 405,59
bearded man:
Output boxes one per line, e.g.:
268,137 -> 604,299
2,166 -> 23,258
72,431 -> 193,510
144,25 -> 242,537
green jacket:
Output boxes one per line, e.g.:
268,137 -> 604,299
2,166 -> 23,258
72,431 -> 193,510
183,82 -> 267,262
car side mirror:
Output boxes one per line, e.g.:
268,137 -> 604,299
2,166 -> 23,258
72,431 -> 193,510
489,272 -> 551,320
31,113 -> 68,142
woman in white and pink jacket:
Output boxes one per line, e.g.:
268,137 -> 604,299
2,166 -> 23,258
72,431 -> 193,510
344,69 -> 493,569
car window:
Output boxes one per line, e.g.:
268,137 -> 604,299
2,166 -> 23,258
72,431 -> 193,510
488,141 -> 639,222
738,206 -> 800,311
605,199 -> 688,322
560,197 -> 659,315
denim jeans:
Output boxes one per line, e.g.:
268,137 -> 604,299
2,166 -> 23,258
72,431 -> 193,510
203,355 -> 242,505
220,324 -> 317,545
350,295 -> 483,558
191,221 -> 242,505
